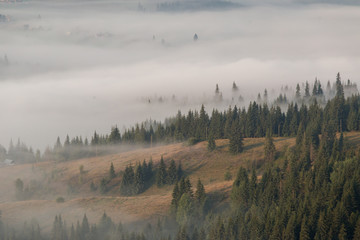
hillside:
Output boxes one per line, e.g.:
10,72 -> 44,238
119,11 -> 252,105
1,131 -> 352,232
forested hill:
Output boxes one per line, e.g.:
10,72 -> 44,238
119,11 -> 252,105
1,74 -> 360,239
28,73 -> 358,163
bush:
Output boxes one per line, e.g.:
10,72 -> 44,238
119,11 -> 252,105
56,196 -> 65,203
90,181 -> 97,191
187,137 -> 201,146
224,171 -> 232,181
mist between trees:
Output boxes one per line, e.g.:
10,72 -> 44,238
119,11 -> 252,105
1,73 -> 356,166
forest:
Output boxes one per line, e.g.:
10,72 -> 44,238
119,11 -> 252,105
1,73 -> 360,239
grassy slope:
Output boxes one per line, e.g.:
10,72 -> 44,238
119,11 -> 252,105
0,133 -> 329,232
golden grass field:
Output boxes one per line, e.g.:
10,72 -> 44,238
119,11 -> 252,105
1,132 -> 356,232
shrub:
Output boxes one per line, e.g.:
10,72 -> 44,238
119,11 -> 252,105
224,171 -> 232,181
90,181 -> 97,191
187,137 -> 200,146
56,196 -> 65,203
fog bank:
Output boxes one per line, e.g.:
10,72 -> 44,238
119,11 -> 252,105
1,1 -> 360,150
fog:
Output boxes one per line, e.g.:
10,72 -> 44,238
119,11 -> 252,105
1,0 -> 360,151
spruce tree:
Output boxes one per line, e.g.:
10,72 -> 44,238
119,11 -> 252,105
100,178 -> 108,194
109,162 -> 116,179
296,83 -> 301,99
156,156 -> 167,187
264,131 -> 276,162
195,179 -> 206,204
81,214 -> 90,238
171,182 -> 181,211
232,82 -> 238,91
305,81 -> 310,97
109,125 -> 121,144
177,161 -> 183,181
229,121 -> 243,154
185,177 -> 193,197
167,159 -> 177,184
353,219 -> 360,240
207,134 -> 216,151
120,165 -> 135,195
134,164 -> 145,194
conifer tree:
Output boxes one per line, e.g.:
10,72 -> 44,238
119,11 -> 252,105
81,214 -> 90,238
177,161 -> 183,181
147,157 -> 154,180
167,159 -> 177,184
134,164 -> 145,194
185,177 -> 193,197
171,182 -> 181,211
264,131 -> 276,162
109,125 -> 121,144
109,162 -> 116,179
195,179 -> 206,204
215,84 -> 220,94
55,137 -> 62,149
156,156 -> 167,187
232,82 -> 238,91
264,88 -> 268,100
229,121 -> 243,154
120,165 -> 135,195
100,178 -> 107,194
305,81 -> 310,97
176,193 -> 194,226
353,219 -> 360,240
207,134 -> 216,151
296,83 -> 301,99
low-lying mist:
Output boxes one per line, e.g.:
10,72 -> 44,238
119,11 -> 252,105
0,1 -> 360,151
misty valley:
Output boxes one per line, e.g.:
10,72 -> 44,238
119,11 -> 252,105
1,0 -> 360,240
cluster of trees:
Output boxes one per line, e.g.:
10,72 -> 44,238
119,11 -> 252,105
4,139 -> 40,164
119,157 -> 183,196
43,135 -> 98,162
50,213 -> 148,240
170,178 -> 206,226
96,157 -> 183,196
156,157 -> 183,187
0,214 -> 41,240
14,178 -> 42,201
51,212 -> 163,240
120,159 -> 154,196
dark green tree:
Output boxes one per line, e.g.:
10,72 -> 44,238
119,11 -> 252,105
134,164 -> 145,194
109,162 -> 116,179
167,159 -> 177,184
194,179 -> 206,204
207,134 -> 216,151
99,178 -> 108,194
229,121 -> 243,154
177,161 -> 183,181
109,125 -> 121,144
264,131 -> 276,162
156,156 -> 167,187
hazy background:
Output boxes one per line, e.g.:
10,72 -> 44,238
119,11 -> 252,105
1,0 -> 360,151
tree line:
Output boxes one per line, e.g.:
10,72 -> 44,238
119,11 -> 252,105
39,73 -> 360,163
